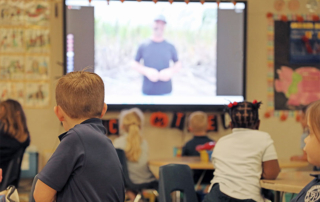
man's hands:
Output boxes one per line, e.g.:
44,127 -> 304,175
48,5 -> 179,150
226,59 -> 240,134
159,68 -> 174,82
144,67 -> 160,82
144,67 -> 174,82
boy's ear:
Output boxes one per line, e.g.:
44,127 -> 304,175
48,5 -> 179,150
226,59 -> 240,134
54,106 -> 64,122
100,103 -> 108,118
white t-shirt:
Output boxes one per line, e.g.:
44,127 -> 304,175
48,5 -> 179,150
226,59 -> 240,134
113,134 -> 156,184
210,128 -> 278,202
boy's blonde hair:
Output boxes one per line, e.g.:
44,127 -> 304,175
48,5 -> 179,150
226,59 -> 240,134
120,108 -> 144,162
56,71 -> 104,119
307,100 -> 320,139
189,111 -> 208,133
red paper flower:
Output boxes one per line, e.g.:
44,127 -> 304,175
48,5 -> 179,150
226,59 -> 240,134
281,15 -> 288,22
280,114 -> 287,121
297,15 -> 304,22
312,15 -> 320,21
252,100 -> 258,104
264,112 -> 271,118
266,12 -> 273,19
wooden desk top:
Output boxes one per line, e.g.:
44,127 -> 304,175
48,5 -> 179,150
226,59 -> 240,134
260,171 -> 320,194
148,157 -> 309,170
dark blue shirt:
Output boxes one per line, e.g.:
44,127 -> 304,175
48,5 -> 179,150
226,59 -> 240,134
38,118 -> 125,202
135,39 -> 178,95
291,174 -> 320,202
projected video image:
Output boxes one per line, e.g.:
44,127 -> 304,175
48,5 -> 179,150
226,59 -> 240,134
66,1 -> 245,105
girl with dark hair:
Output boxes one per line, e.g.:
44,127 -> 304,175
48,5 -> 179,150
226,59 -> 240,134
203,101 -> 280,202
0,99 -> 30,188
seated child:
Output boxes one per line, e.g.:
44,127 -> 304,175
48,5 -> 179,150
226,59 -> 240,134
291,100 -> 320,202
204,101 -> 280,202
113,108 -> 158,200
182,111 -> 214,184
290,105 -> 308,162
34,71 -> 125,202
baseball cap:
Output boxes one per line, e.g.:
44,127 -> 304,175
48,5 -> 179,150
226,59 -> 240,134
154,14 -> 167,23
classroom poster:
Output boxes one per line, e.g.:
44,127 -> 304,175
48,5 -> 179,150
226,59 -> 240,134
0,28 -> 25,53
274,21 -> 320,110
0,0 -> 51,108
25,29 -> 50,53
290,22 -> 320,64
25,82 -> 50,107
0,0 -> 25,26
25,56 -> 49,80
0,82 -> 24,105
25,1 -> 50,26
0,56 -> 25,80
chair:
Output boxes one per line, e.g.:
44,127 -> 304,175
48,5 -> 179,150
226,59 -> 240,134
29,175 -> 38,202
0,148 -> 25,191
115,149 -> 158,202
158,164 -> 198,202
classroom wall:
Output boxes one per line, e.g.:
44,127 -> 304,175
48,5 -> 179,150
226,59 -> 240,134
24,0 -> 311,169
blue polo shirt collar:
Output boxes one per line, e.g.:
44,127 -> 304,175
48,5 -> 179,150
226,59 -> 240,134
58,118 -> 103,141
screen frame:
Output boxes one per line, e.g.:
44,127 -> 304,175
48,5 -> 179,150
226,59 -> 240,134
63,0 -> 247,111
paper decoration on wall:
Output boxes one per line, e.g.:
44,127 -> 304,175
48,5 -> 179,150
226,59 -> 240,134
288,0 -> 300,11
25,82 -> 49,107
0,0 -> 24,26
25,29 -> 50,53
289,22 -> 320,64
275,66 -> 320,107
306,0 -> 318,12
207,114 -> 218,132
170,112 -> 186,130
0,28 -> 24,53
25,56 -> 49,80
0,56 -> 25,80
150,112 -> 169,128
274,0 -> 285,11
102,119 -> 119,135
266,13 -> 320,120
25,1 -> 50,26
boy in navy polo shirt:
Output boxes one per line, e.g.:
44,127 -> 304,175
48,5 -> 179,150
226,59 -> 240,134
291,101 -> 320,202
34,71 -> 125,202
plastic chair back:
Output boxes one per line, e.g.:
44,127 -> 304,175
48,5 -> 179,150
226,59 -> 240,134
0,148 -> 25,190
159,164 -> 198,202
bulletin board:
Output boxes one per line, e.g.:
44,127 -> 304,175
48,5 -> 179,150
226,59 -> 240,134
0,0 -> 51,108
266,14 -> 320,120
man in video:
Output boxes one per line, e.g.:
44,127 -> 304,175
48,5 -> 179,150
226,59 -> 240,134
132,15 -> 182,96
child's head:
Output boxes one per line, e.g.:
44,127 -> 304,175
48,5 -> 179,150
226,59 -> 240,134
228,101 -> 261,129
119,108 -> 144,162
189,111 -> 208,135
304,100 -> 320,166
54,71 -> 107,129
0,99 -> 29,142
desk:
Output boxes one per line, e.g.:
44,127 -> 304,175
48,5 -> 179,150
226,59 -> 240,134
149,157 -> 309,170
260,171 -> 320,202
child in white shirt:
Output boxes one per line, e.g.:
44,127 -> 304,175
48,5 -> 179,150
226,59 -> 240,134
204,101 -> 280,202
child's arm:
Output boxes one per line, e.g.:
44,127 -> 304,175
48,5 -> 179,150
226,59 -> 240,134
262,159 -> 280,180
34,179 -> 57,202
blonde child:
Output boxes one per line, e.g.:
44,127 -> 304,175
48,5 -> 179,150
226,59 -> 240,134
113,108 -> 157,200
34,71 -> 125,202
291,100 -> 320,202
204,101 -> 280,202
182,111 -> 214,184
